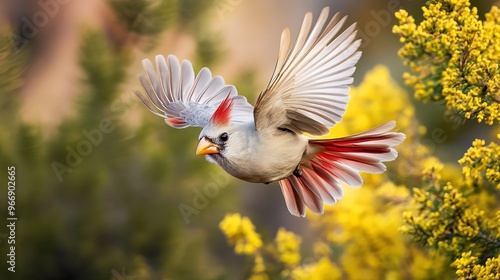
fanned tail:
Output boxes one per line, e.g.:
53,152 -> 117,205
278,121 -> 405,217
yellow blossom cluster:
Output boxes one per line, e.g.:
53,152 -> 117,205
248,255 -> 267,280
219,213 -> 263,255
459,136 -> 500,190
393,2 -> 500,278
274,228 -> 301,267
454,251 -> 500,279
219,213 -> 268,280
402,161 -> 500,276
393,0 -> 500,124
290,257 -> 342,280
313,182 -> 416,279
404,180 -> 482,255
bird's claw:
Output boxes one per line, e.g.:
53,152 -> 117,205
293,166 -> 303,177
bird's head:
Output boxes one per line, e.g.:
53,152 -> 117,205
196,94 -> 239,160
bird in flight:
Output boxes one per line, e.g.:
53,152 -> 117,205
134,7 -> 405,216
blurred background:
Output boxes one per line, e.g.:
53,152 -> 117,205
0,0 -> 497,279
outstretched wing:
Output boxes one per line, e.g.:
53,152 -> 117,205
254,7 -> 361,136
134,55 -> 253,128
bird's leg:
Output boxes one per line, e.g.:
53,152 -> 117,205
293,165 -> 303,177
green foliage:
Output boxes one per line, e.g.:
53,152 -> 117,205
108,0 -> 178,36
79,31 -> 129,105
0,0 -> 247,279
194,33 -> 226,69
0,29 -> 199,279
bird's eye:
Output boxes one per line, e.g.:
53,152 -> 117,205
219,132 -> 229,142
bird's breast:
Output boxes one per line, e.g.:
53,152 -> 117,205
218,132 -> 308,183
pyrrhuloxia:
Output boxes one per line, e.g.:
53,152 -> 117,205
134,7 -> 406,216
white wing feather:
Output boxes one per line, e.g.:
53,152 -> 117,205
134,55 -> 253,128
254,7 -> 362,135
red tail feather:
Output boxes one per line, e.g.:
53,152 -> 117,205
278,121 -> 405,217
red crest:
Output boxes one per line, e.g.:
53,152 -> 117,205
211,94 -> 233,126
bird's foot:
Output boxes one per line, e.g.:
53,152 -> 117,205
293,165 -> 303,177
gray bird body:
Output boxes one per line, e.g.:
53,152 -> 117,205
200,119 -> 309,183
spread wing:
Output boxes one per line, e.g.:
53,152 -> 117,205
134,55 -> 253,128
254,7 -> 362,136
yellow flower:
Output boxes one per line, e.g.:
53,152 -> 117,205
454,251 -> 500,279
459,136 -> 500,189
248,274 -> 268,280
248,255 -> 268,280
403,162 -> 500,265
274,228 -> 302,267
291,257 -> 342,280
420,156 -> 444,176
220,214 -> 269,279
394,0 -> 500,124
219,213 -> 263,255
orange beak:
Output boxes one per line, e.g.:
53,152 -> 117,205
196,137 -> 220,155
